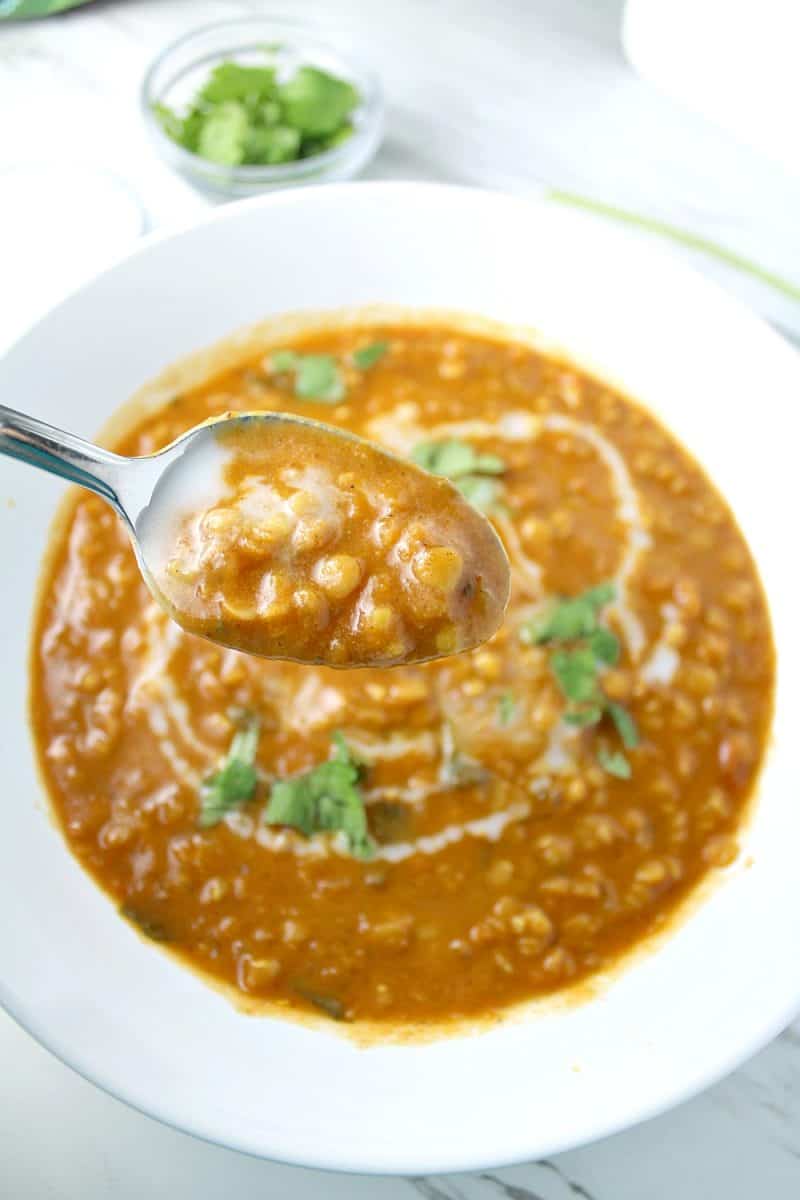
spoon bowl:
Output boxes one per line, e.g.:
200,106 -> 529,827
0,404 -> 510,667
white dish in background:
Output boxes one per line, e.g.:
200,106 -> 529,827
623,0 -> 800,179
0,164 -> 145,353
1,182 -> 799,1174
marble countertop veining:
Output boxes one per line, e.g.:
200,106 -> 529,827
1,1 -> 799,1196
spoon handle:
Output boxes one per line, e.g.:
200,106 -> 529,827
0,404 -> 127,513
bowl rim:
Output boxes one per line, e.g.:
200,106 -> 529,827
2,181 -> 800,1175
139,14 -> 385,185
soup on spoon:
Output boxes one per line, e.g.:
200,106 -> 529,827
0,404 -> 510,666
141,413 -> 510,665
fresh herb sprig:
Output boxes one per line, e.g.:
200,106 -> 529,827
264,731 -> 374,859
411,439 -> 506,514
352,340 -> 389,370
153,60 -> 359,168
497,690 -> 517,727
270,350 -> 345,403
269,339 -> 388,402
198,710 -> 261,828
521,583 -> 640,776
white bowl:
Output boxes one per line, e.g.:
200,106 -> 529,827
1,183 -> 799,1175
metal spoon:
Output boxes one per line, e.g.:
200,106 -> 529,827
0,404 -> 510,666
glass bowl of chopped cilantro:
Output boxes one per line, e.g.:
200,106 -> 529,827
141,18 -> 384,198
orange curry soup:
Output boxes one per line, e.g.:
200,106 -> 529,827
31,321 -> 774,1026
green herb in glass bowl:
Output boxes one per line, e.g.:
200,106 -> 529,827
142,20 -> 383,198
154,59 -> 360,169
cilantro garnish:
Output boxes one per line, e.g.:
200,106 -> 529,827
152,57 -> 359,168
551,646 -> 602,706
411,439 -> 506,515
520,583 -> 640,775
563,705 -> 605,728
198,710 -> 261,828
352,340 -> 389,370
588,626 -> 620,666
270,350 -> 345,403
497,690 -> 517,726
596,749 -> 632,779
295,354 -> 345,402
521,581 -> 615,645
264,732 -> 374,859
608,701 -> 639,749
268,341 -> 388,401
270,349 -> 298,373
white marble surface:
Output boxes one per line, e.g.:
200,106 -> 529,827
1,1 -> 799,1196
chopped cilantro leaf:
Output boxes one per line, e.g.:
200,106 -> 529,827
269,350 -> 345,402
270,348 -> 299,372
411,439 -> 495,479
321,122 -> 355,150
551,647 -> 602,705
525,582 -> 617,645
413,440 -> 476,478
264,732 -> 374,859
295,354 -> 345,402
497,690 -> 517,726
518,583 -> 639,771
177,108 -> 205,153
597,749 -> 632,779
589,626 -> 620,665
473,452 -> 506,475
200,62 -> 277,104
563,705 -> 604,728
454,475 -> 504,514
582,581 -> 616,608
279,66 -> 359,137
259,99 -> 282,125
198,711 -> 261,828
352,340 -> 389,370
196,100 -> 249,166
153,102 -> 186,144
265,776 -> 315,836
411,439 -> 506,515
608,701 -> 639,749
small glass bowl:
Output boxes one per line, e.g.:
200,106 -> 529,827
140,17 -> 385,200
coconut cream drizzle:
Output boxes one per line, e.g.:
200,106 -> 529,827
640,603 -> 682,686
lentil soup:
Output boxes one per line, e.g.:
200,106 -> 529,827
30,318 -> 774,1027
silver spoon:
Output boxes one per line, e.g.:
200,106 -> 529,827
0,404 -> 510,666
